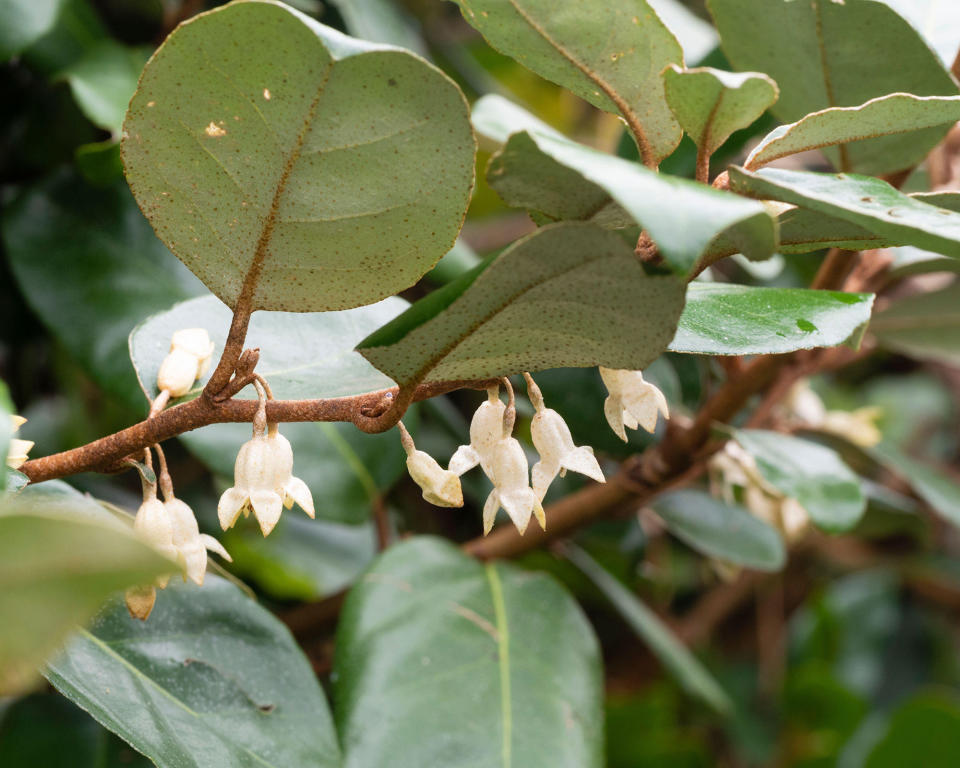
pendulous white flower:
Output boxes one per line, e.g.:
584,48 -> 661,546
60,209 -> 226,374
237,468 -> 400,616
483,436 -> 546,535
218,423 -> 314,536
399,422 -> 462,508
449,385 -> 506,478
525,373 -> 604,501
599,367 -> 669,441
157,328 -> 215,398
6,415 -> 33,470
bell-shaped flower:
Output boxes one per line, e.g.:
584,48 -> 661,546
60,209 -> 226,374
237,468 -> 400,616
483,437 -> 545,535
524,373 -> 604,500
157,328 -> 215,397
133,496 -> 178,588
6,415 -> 33,470
399,422 -> 463,507
125,584 -> 158,621
218,427 -> 314,536
449,386 -> 506,478
599,367 -> 669,441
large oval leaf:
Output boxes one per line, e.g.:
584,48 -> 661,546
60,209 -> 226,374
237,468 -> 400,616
333,536 -> 603,767
46,575 -> 341,768
357,222 -> 687,386
129,294 -> 408,402
452,0 -> 683,164
871,280 -> 960,366
123,0 -> 475,312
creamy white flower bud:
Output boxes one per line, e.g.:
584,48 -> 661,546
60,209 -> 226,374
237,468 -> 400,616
407,449 -> 464,508
530,407 -> 604,501
483,437 -> 545,535
449,386 -> 506,478
820,407 -> 883,448
156,328 -> 215,397
6,415 -> 33,470
599,367 -> 669,441
218,428 -> 314,536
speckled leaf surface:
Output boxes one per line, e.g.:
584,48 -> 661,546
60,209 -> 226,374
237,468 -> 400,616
333,536 -> 603,768
708,0 -> 958,174
663,65 -> 778,157
734,430 -> 866,533
452,0 -> 683,164
0,483 -> 171,696
747,94 -> 960,172
730,167 -> 960,260
670,284 -> 874,355
46,576 -> 340,768
872,280 -> 960,366
129,294 -> 408,402
122,0 -> 474,312
484,124 -> 776,274
357,223 -> 686,386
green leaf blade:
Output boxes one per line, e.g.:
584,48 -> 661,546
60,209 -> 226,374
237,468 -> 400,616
871,280 -> 960,366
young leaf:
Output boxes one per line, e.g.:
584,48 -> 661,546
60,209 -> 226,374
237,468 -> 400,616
451,0 -> 684,165
564,544 -> 732,714
0,483 -> 171,696
652,490 -> 786,571
729,167 -> 960,261
734,430 -> 866,533
870,443 -> 960,529
670,284 -> 874,356
485,124 -> 777,273
357,222 -> 687,387
46,575 -> 341,768
871,280 -> 960,366
123,0 -> 475,312
333,536 -> 604,767
129,294 -> 409,402
747,94 -> 960,173
663,65 -> 778,159
708,0 -> 958,174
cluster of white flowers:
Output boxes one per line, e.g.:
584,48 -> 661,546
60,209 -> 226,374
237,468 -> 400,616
156,328 -> 215,398
6,414 -> 33,470
400,368 -> 670,535
783,380 -> 882,448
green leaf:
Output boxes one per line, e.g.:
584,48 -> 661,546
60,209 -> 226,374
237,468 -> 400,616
652,490 -> 786,570
0,693 -> 152,767
333,536 -> 604,766
63,41 -> 147,134
564,544 -> 732,714
357,222 -> 686,386
2,172 -> 203,410
729,167 -> 960,261
123,0 -> 474,312
871,280 -> 960,366
0,381 -> 12,491
747,93 -> 960,173
669,284 -> 874,355
708,0 -> 958,174
663,65 -> 778,158
471,93 -> 565,146
327,0 -> 428,56
649,0 -> 718,65
451,0 -> 683,165
0,483 -> 171,696
0,0 -> 64,60
734,429 -> 866,532
870,443 -> 960,528
887,246 -> 960,280
46,575 -> 341,768
483,121 -> 777,274
877,0 -> 960,69
130,294 -> 408,402
865,693 -> 960,768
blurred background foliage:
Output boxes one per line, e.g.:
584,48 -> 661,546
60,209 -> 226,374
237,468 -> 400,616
2,0 -> 960,765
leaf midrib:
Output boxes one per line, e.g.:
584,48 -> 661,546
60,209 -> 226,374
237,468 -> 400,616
485,564 -> 511,768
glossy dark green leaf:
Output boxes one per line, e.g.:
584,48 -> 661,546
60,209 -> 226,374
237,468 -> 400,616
46,575 -> 341,768
734,429 -> 866,532
663,65 -> 778,158
483,122 -> 777,274
333,536 -> 604,767
358,223 -> 686,386
870,443 -> 960,528
565,544 -> 732,714
708,0 -> 958,174
670,284 -> 873,355
130,294 -> 407,402
652,490 -> 786,570
730,167 -> 960,261
452,0 -> 684,164
0,482 -> 171,695
124,0 -> 474,312
0,0 -> 65,60
871,280 -> 960,366
2,172 -> 204,410
747,94 -> 960,172
865,693 -> 960,768
63,41 -> 147,134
